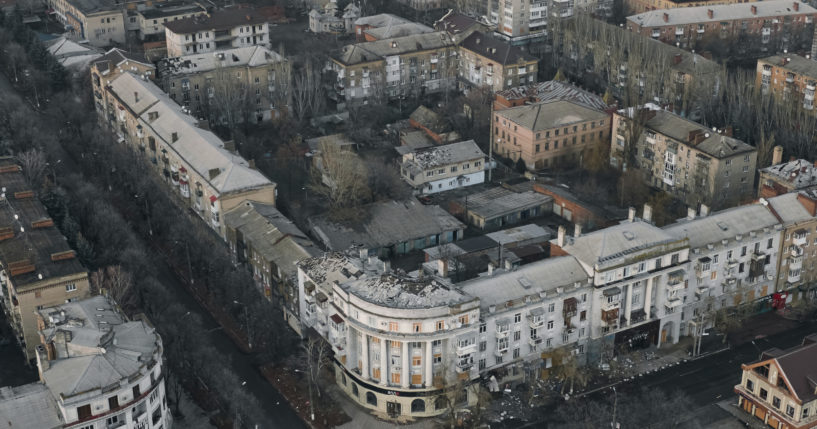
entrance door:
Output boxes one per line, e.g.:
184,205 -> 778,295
661,329 -> 668,344
768,415 -> 780,429
742,399 -> 753,413
387,401 -> 402,418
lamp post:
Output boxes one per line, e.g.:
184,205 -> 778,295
233,300 -> 252,350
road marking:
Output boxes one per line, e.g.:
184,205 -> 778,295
678,368 -> 704,377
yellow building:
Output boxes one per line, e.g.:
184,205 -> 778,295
48,0 -> 126,47
0,158 -> 91,361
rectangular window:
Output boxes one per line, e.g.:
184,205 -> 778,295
746,379 -> 754,392
412,323 -> 421,332
436,320 -> 444,330
65,284 -> 77,292
773,396 -> 781,408
412,356 -> 421,366
389,322 -> 398,331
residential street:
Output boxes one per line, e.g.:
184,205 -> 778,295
0,70 -> 306,429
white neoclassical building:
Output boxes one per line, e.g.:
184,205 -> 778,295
32,295 -> 171,429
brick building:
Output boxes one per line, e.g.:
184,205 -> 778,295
624,0 -> 759,16
492,99 -> 611,170
757,54 -> 817,111
626,1 -> 816,52
758,150 -> 817,198
457,31 -> 538,92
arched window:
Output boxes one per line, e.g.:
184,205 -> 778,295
366,392 -> 377,406
351,383 -> 358,397
434,396 -> 447,411
411,399 -> 425,413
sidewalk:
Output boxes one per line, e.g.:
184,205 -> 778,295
716,399 -> 768,429
325,384 -> 438,429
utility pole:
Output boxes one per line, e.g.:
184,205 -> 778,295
611,386 -> 618,429
184,241 -> 193,285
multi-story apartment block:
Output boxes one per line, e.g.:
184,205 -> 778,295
611,107 -> 757,211
400,140 -> 486,194
626,1 -> 816,52
157,46 -> 288,123
494,0 -> 548,43
551,211 -> 690,361
34,295 -> 171,429
298,253 -> 481,419
132,1 -> 207,41
97,71 -> 277,239
766,192 -> 817,304
0,158 -> 91,361
664,203 -> 782,337
434,11 -> 490,44
624,0 -> 758,15
457,31 -> 538,92
330,32 -> 458,102
492,99 -> 611,170
735,333 -> 817,429
164,9 -> 270,57
308,1 -> 360,34
91,48 -> 156,113
48,0 -> 125,47
297,251 -> 595,419
758,150 -> 817,198
757,54 -> 817,111
395,0 -> 443,12
224,201 -> 320,334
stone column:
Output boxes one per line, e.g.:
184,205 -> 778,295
625,282 -> 633,326
360,331 -> 369,380
425,340 -> 433,387
401,341 -> 410,388
380,338 -> 388,386
644,277 -> 654,320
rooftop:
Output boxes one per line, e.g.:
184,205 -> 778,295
60,0 -> 117,16
163,9 -> 267,34
663,203 -> 779,250
92,48 -> 152,76
459,31 -> 536,65
0,383 -> 61,429
496,80 -> 611,111
159,46 -> 284,77
759,159 -> 817,189
138,1 -> 205,19
628,1 -> 817,27
0,158 -> 87,290
752,334 -> 817,403
434,11 -> 482,35
308,199 -> 465,251
404,140 -> 485,172
766,192 -> 816,224
459,256 -> 589,311
335,31 -> 454,66
354,13 -> 411,27
644,110 -> 756,159
38,295 -> 161,404
459,187 -> 552,220
760,54 -> 817,80
496,100 -> 609,132
409,105 -> 447,133
306,133 -> 358,152
45,37 -> 103,71
223,201 -> 320,283
485,224 -> 552,246
556,219 -> 684,270
108,72 -> 274,195
364,22 -> 434,40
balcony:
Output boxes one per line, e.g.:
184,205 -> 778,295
787,269 -> 801,283
529,337 -> 543,348
456,361 -> 473,373
665,296 -> 682,310
695,286 -> 709,299
495,328 -> 509,339
494,347 -> 508,357
792,229 -> 807,246
456,342 -> 477,356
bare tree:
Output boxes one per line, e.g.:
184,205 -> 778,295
551,346 -> 589,395
309,140 -> 370,213
302,336 -> 330,421
90,265 -> 136,310
15,148 -> 48,189
291,59 -> 325,123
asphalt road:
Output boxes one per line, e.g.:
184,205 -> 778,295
0,70 -> 306,429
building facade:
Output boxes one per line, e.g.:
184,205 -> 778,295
766,192 -> 817,305
158,46 -> 289,123
734,334 -> 817,429
164,9 -> 270,57
758,157 -> 817,198
624,0 -> 759,16
757,55 -> 817,111
0,158 -> 91,361
457,31 -> 538,92
48,0 -> 126,47
133,1 -> 207,41
626,1 -> 816,53
35,295 -> 171,429
494,0 -> 548,42
400,140 -> 486,194
96,71 -> 277,239
330,32 -> 458,102
611,107 -> 757,211
493,99 -> 611,170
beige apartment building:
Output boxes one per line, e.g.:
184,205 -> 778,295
625,0 -> 759,15
48,0 -> 126,47
766,192 -> 817,304
495,0 -> 548,41
132,1 -> 206,41
0,158 -> 90,361
97,71 -> 277,239
91,48 -> 156,118
611,108 -> 757,210
158,45 -> 288,123
457,31 -> 538,92
734,334 -> 817,429
164,9 -> 271,57
331,31 -> 458,102
400,140 -> 486,194
757,54 -> 817,111
492,99 -> 611,170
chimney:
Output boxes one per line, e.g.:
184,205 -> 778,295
628,206 -> 637,222
700,204 -> 710,217
751,5 -> 757,14
504,258 -> 513,271
707,9 -> 713,19
793,2 -> 799,11
248,159 -> 256,170
134,91 -> 139,102
574,223 -> 582,238
643,203 -> 653,222
223,140 -> 235,153
772,146 -> 784,165
663,12 -> 669,22
381,259 -> 390,272
487,263 -> 495,276
687,207 -> 696,220
557,225 -> 566,247
673,53 -> 682,65
359,248 -> 368,260
171,132 -> 178,142
437,258 -> 449,277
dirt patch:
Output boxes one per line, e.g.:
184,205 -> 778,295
260,363 -> 351,429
